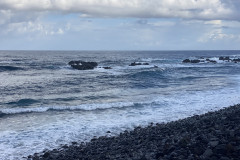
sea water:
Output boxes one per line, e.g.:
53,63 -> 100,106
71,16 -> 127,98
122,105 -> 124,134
0,50 -> 240,159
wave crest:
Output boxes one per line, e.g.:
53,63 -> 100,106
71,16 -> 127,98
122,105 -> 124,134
0,102 -> 136,116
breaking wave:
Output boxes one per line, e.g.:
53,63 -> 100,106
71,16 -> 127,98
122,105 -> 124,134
0,102 -> 137,116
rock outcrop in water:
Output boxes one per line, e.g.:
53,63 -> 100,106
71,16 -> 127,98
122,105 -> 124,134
129,62 -> 149,66
68,61 -> 98,70
29,104 -> 240,160
102,67 -> 112,69
183,56 -> 240,64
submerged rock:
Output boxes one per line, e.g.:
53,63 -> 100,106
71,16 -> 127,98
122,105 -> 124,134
68,61 -> 98,70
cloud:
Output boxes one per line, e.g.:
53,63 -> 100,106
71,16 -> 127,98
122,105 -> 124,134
0,0 -> 238,20
198,28 -> 239,43
204,20 -> 222,25
2,20 -> 65,37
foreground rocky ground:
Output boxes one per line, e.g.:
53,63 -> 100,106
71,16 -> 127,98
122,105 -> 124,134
29,104 -> 240,160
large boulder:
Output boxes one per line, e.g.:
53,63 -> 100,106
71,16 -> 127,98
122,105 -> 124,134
68,61 -> 98,70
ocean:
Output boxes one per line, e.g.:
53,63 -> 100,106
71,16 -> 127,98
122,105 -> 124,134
0,50 -> 240,159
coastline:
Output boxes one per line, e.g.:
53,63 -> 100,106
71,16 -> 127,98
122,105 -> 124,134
28,104 -> 240,160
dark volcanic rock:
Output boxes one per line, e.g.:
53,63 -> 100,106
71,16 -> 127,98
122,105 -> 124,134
182,59 -> 191,63
219,57 -> 224,60
68,61 -> 98,70
224,57 -> 230,60
190,59 -> 201,63
232,58 -> 240,63
209,60 -> 217,63
103,67 -> 112,69
129,62 -> 149,66
30,104 -> 240,160
182,59 -> 201,63
219,56 -> 231,61
129,62 -> 143,66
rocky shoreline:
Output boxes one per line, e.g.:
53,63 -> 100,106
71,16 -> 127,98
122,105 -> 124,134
29,104 -> 240,160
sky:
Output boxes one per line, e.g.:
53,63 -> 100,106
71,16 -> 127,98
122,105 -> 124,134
0,0 -> 240,50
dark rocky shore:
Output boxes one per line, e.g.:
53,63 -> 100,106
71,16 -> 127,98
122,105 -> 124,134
29,104 -> 240,160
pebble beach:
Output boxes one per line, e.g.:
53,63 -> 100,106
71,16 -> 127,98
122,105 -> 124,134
29,104 -> 240,160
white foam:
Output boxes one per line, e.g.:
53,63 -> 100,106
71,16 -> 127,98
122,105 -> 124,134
0,83 -> 240,160
140,58 -> 166,62
0,102 -> 135,115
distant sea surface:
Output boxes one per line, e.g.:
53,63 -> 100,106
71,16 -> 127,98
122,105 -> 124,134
0,50 -> 240,159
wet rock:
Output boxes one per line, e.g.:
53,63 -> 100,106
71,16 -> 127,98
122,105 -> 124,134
209,60 -> 217,63
129,62 -> 149,66
190,60 -> 200,63
232,58 -> 240,63
42,152 -> 50,158
103,67 -> 112,69
219,57 -> 230,61
129,62 -> 142,66
71,142 -> 77,145
219,57 -> 224,60
182,59 -> 191,63
68,61 -> 98,70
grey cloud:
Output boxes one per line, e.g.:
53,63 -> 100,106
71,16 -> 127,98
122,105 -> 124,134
0,0 -> 238,20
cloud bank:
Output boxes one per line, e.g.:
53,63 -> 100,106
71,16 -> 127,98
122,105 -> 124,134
0,0 -> 239,20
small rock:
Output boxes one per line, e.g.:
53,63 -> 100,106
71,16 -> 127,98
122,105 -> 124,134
103,67 -> 112,69
202,148 -> 213,157
209,141 -> 219,148
43,152 -> 50,158
220,157 -> 230,160
72,142 -> 77,145
209,60 -> 217,63
129,62 -> 142,66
